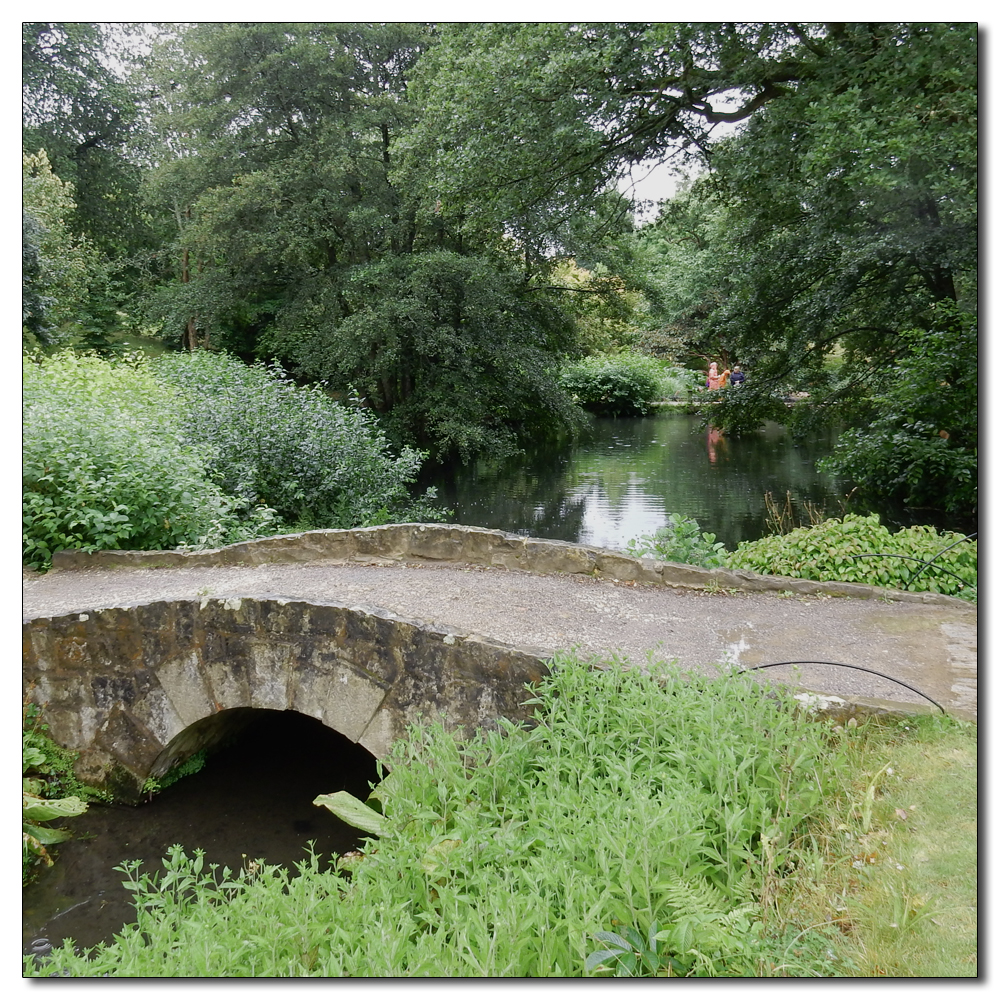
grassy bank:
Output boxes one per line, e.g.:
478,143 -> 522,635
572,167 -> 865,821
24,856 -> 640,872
25,654 -> 976,977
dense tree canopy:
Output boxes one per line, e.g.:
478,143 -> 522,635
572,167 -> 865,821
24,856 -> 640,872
135,22 -> 591,458
23,22 -> 149,259
409,20 -> 976,510
22,21 -> 978,512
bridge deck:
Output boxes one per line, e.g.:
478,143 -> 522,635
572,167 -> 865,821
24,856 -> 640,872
24,557 -> 977,721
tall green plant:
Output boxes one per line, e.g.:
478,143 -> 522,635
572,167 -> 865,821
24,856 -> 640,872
22,701 -> 103,882
626,513 -> 728,568
149,350 -> 446,528
29,656 -> 850,977
22,351 -> 273,569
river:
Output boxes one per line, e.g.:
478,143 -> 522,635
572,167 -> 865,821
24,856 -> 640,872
423,410 -> 852,551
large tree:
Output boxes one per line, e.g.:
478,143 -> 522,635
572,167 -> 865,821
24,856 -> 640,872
139,22 -> 586,459
22,22 -> 149,261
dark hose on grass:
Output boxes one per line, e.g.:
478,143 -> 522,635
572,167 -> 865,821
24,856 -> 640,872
739,661 -> 947,715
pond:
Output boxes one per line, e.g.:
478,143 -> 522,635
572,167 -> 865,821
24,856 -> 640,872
423,410 -> 854,552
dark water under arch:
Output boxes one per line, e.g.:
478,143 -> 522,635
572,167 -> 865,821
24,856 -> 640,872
23,711 -> 381,955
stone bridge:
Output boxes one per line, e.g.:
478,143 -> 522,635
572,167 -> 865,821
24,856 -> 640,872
23,524 -> 975,802
22,595 -> 549,803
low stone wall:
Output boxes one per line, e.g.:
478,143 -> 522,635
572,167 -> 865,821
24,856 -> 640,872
23,596 -> 550,803
50,522 -> 969,608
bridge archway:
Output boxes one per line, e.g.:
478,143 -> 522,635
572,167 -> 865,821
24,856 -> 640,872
23,596 -> 548,802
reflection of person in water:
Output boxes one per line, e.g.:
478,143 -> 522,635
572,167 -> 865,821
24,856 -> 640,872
707,426 -> 727,464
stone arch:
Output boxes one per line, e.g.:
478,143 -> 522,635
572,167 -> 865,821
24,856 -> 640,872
23,596 -> 549,802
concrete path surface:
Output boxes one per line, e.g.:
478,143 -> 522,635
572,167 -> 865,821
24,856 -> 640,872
23,556 -> 978,721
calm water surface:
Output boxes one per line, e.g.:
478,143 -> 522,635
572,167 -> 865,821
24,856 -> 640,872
425,411 -> 851,550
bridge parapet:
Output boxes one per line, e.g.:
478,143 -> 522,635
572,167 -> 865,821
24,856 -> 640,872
48,522 -> 967,607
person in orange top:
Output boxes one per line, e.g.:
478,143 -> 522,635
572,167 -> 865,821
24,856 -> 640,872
719,368 -> 731,387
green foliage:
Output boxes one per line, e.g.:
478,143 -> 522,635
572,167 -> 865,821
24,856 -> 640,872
687,25 -> 977,514
727,514 -> 976,599
818,313 -> 977,515
626,510 -> 975,599
288,251 -> 584,462
626,513 -> 729,568
23,22 -> 150,262
22,151 -> 112,347
149,350 -> 446,528
136,24 -> 586,461
143,750 -> 209,798
22,702 -> 103,882
413,21 -> 977,512
28,656 -> 854,977
22,351 -> 276,569
559,352 -> 666,417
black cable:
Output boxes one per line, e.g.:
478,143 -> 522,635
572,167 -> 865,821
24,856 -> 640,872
903,531 -> 977,589
845,553 -> 974,590
738,660 -> 947,714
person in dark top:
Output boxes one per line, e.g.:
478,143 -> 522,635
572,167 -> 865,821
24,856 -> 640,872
730,365 -> 746,388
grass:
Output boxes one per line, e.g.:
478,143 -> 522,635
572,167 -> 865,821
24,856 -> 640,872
24,654 -> 977,978
778,713 -> 977,976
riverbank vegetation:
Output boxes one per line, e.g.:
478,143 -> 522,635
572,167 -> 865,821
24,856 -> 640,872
23,698 -> 107,884
22,350 -> 444,569
25,655 -> 976,977
23,21 -> 976,519
628,513 -> 977,601
559,352 -> 681,417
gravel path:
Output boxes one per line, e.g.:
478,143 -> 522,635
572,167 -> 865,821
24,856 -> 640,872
24,558 -> 978,720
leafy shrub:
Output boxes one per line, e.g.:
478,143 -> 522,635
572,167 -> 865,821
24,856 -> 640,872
559,352 -> 666,416
727,514 -> 977,598
626,513 -> 729,568
23,351 -> 272,569
149,351 -> 446,529
657,364 -> 705,400
27,655 -> 850,977
285,250 -> 584,462
818,314 -> 978,517
22,701 -> 104,882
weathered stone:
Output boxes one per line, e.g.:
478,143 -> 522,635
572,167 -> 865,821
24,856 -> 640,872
45,524 -> 972,609
658,562 -> 717,589
23,596 -> 551,797
457,526 -> 515,566
155,652 -> 218,729
93,704 -> 165,783
524,539 -> 597,576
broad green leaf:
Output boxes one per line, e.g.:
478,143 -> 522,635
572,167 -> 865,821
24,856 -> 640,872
313,791 -> 387,837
